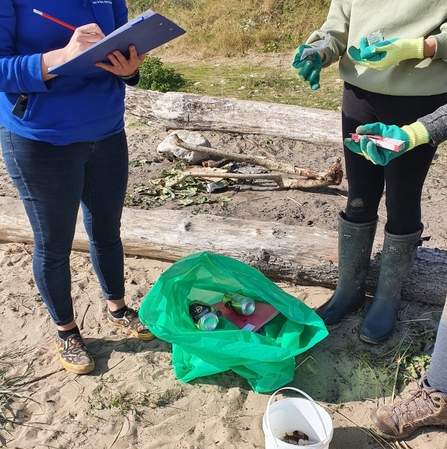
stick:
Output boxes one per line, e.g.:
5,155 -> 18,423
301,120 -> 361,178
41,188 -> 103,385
166,171 -> 340,189
171,134 -> 343,186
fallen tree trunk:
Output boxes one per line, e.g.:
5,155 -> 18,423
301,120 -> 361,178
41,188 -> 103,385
0,197 -> 445,307
124,88 -> 342,145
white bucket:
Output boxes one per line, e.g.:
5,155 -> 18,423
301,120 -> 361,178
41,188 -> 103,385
262,387 -> 333,449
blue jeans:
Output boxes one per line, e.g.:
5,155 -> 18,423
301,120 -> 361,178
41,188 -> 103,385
1,126 -> 129,325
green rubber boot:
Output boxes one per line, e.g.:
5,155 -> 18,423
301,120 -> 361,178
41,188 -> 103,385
360,226 -> 423,344
316,212 -> 377,328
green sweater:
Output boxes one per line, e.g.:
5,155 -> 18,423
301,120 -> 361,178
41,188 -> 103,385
306,0 -> 447,96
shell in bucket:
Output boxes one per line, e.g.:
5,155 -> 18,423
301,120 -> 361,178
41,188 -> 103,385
263,388 -> 333,448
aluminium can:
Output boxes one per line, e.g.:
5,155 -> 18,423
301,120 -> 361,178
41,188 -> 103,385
189,301 -> 220,330
222,292 -> 255,316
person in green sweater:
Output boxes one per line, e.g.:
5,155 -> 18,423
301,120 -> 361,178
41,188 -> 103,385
345,107 -> 447,438
291,1 -> 447,344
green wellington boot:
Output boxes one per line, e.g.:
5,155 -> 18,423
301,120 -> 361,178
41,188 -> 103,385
360,226 -> 423,344
316,212 -> 377,328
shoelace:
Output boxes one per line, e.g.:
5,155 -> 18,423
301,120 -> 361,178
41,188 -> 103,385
391,387 -> 438,423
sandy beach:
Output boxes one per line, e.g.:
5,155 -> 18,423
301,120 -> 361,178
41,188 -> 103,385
1,103 -> 447,449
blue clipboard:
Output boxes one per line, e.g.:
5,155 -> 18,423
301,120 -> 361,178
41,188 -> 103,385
48,10 -> 186,77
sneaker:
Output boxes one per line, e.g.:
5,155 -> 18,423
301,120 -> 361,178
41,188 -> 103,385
371,377 -> 447,439
54,334 -> 95,374
107,307 -> 155,341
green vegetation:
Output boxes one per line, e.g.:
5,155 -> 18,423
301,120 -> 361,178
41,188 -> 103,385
139,56 -> 187,92
0,347 -> 33,431
294,310 -> 439,405
86,376 -> 186,447
87,376 -> 182,418
125,162 -> 232,207
159,59 -> 342,109
127,0 -> 331,58
126,0 -> 344,109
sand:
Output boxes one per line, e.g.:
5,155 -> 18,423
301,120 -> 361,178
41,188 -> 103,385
1,103 -> 446,449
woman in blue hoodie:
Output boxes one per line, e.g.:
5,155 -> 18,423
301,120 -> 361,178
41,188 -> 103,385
0,1 -> 152,375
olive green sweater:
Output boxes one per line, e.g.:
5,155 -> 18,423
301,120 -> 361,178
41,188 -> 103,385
305,0 -> 447,96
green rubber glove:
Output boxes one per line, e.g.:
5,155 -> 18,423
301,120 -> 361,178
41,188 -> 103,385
344,121 -> 430,166
291,45 -> 323,90
348,37 -> 424,70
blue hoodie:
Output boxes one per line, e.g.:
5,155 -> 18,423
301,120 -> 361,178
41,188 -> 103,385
0,0 -> 129,145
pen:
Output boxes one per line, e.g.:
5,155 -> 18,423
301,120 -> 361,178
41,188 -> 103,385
33,9 -> 76,31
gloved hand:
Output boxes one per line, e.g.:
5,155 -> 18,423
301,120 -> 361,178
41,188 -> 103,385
291,45 -> 323,90
348,37 -> 424,70
344,121 -> 430,166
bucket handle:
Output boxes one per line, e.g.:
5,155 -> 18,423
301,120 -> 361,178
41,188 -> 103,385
264,387 -> 331,447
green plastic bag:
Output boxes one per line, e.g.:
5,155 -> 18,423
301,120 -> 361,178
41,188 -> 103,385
139,252 -> 328,393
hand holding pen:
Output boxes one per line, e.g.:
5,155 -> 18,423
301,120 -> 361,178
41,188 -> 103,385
64,24 -> 105,57
33,8 -> 104,53
34,9 -> 143,79
34,9 -> 104,79
40,23 -> 105,80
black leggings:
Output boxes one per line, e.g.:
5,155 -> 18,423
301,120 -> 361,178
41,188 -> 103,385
342,83 -> 447,235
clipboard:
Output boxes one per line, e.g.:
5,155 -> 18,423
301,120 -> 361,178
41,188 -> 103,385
48,9 -> 186,77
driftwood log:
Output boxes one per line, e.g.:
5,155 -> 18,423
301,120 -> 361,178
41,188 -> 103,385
1,92 -> 444,307
124,87 -> 342,144
0,197 -> 446,307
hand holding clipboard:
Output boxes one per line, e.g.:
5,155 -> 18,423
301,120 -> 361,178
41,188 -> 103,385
44,9 -> 185,77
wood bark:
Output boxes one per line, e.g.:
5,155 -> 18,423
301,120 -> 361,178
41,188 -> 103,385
0,197 -> 445,307
124,87 -> 342,144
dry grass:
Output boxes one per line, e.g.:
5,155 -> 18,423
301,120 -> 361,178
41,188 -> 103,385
0,347 -> 34,432
127,0 -> 331,58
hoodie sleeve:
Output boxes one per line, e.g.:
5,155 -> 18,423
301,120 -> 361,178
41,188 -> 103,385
0,2 -> 49,94
418,103 -> 447,146
429,22 -> 447,62
113,0 -> 129,29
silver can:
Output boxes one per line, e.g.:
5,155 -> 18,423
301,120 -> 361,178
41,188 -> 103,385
189,301 -> 220,330
206,179 -> 228,193
222,292 -> 255,316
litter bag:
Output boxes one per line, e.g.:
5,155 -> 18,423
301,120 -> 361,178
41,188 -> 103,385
139,252 -> 328,393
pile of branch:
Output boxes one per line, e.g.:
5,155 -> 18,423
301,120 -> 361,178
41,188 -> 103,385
169,134 -> 343,190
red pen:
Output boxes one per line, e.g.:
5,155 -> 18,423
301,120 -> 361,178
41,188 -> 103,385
33,9 -> 76,31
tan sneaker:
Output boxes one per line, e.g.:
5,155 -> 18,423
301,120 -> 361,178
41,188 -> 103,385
107,307 -> 155,341
371,377 -> 447,439
54,334 -> 95,374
